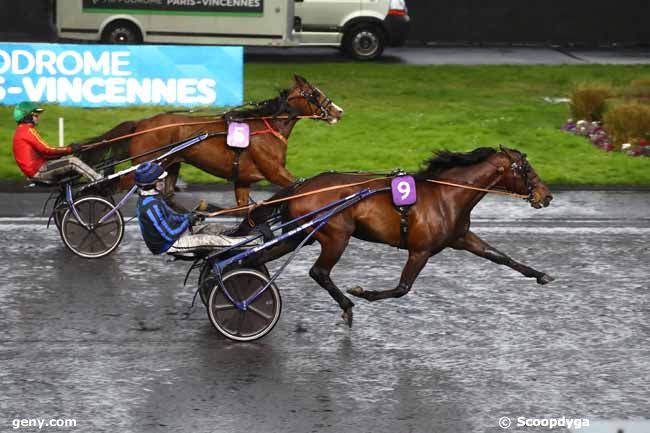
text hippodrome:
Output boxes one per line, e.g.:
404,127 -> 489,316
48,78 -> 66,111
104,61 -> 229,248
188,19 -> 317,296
0,49 -> 216,105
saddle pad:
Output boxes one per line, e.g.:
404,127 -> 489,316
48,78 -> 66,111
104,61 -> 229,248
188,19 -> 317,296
227,122 -> 250,148
391,175 -> 417,206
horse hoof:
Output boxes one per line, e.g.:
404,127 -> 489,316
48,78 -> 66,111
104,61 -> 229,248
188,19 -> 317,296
537,274 -> 555,285
196,199 -> 209,211
341,308 -> 353,328
347,286 -> 364,297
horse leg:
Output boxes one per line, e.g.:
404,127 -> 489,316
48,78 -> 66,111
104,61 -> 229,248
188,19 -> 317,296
308,235 -> 356,327
162,162 -> 188,212
250,152 -> 296,187
245,237 -> 302,268
234,182 -> 251,207
348,250 -> 431,302
264,166 -> 296,187
452,230 -> 554,284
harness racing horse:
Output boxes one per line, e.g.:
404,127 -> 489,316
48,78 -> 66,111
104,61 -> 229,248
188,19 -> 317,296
237,146 -> 554,327
79,75 -> 343,207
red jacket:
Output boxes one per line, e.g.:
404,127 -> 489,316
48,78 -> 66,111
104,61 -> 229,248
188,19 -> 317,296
12,123 -> 72,177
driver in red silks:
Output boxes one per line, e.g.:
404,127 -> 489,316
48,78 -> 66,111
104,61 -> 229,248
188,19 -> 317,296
12,101 -> 101,182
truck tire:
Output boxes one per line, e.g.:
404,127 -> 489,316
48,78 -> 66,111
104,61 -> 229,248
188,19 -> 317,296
343,24 -> 385,61
101,20 -> 142,44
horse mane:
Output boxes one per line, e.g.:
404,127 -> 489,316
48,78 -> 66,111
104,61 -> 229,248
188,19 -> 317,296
225,89 -> 300,121
77,120 -> 137,169
414,147 -> 497,180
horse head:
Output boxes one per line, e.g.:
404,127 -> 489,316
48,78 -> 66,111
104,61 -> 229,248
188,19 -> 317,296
287,75 -> 344,124
496,145 -> 553,209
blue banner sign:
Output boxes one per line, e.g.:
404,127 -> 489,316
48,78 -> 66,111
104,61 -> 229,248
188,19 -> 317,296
0,43 -> 243,107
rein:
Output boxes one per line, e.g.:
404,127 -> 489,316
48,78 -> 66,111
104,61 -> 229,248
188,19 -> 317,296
79,115 -> 322,151
426,179 -> 529,199
206,177 -> 387,217
205,171 -> 529,218
80,120 -> 221,150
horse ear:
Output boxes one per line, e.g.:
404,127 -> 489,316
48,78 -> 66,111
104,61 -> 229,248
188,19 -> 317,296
499,144 -> 514,155
293,74 -> 307,85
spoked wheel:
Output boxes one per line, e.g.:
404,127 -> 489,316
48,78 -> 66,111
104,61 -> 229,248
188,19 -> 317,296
198,261 -> 269,307
60,196 -> 124,259
207,268 -> 281,342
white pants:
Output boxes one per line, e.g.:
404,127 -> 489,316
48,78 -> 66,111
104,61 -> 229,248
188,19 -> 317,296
167,223 -> 257,254
35,156 -> 102,182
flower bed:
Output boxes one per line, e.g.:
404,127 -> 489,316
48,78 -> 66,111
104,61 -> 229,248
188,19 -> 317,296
564,80 -> 650,157
563,119 -> 650,157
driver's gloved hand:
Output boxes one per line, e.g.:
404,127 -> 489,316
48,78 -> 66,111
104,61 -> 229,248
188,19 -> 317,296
189,212 -> 206,226
70,143 -> 83,154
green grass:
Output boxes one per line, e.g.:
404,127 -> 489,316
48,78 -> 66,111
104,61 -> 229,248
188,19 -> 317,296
2,64 -> 649,185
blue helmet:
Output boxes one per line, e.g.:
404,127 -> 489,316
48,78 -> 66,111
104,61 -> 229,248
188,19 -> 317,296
135,162 -> 167,186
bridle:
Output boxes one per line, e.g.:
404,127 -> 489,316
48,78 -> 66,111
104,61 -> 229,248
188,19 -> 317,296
503,151 -> 536,202
289,85 -> 336,121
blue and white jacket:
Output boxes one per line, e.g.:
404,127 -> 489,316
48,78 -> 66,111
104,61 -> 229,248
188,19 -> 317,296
136,191 -> 189,254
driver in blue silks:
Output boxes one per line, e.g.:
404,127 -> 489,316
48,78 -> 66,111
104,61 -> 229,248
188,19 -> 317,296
135,162 -> 246,255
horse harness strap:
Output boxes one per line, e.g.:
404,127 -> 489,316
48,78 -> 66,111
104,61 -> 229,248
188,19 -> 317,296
228,118 -> 287,181
230,148 -> 242,182
250,118 -> 288,145
397,205 -> 410,249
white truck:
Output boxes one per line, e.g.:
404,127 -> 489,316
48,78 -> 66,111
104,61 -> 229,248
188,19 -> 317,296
56,0 -> 409,60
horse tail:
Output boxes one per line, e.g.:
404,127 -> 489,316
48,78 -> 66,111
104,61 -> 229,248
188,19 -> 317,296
79,120 -> 138,167
226,180 -> 311,267
231,179 -> 305,237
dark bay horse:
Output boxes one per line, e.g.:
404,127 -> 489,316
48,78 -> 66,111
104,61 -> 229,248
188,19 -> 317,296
238,146 -> 554,327
80,75 -> 343,207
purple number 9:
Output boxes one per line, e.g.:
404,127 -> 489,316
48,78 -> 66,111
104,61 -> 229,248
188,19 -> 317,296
397,181 -> 411,200
391,175 -> 416,206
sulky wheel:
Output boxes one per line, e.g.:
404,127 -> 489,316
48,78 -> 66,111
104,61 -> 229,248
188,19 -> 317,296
207,268 -> 281,342
60,196 -> 124,259
198,261 -> 269,307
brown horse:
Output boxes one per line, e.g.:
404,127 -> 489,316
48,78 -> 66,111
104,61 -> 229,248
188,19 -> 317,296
80,75 -> 343,207
237,146 -> 554,327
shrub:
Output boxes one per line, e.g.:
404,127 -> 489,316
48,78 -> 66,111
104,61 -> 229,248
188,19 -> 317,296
569,83 -> 615,121
603,102 -> 650,147
619,78 -> 650,103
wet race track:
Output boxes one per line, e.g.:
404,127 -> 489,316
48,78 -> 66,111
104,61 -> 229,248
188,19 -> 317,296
1,189 -> 649,433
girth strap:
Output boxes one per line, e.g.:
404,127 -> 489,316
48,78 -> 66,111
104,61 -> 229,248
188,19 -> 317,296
398,205 -> 410,249
230,148 -> 242,182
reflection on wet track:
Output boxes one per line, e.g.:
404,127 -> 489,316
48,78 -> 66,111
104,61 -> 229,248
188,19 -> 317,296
1,190 -> 648,432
